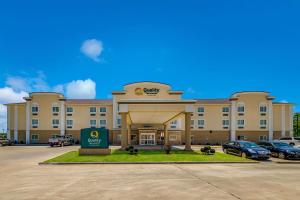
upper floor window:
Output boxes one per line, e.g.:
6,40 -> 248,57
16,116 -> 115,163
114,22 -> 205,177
99,120 -> 107,127
237,119 -> 245,128
66,119 -> 73,128
260,119 -> 267,129
222,107 -> 229,113
52,119 -> 59,128
32,104 -> 39,114
90,119 -> 97,128
99,107 -> 107,113
117,118 -> 121,125
191,120 -> 194,126
32,119 -> 39,128
198,119 -> 205,128
66,107 -> 73,113
197,107 -> 205,113
259,103 -> 267,114
170,120 -> 177,128
90,107 -> 96,113
237,103 -> 245,114
222,120 -> 229,128
52,106 -> 59,113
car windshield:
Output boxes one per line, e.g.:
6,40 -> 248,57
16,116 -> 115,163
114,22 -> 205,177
240,142 -> 259,148
273,142 -> 291,148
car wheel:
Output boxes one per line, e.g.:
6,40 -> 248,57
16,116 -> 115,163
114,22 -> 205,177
290,143 -> 295,146
223,149 -> 228,154
278,152 -> 286,159
241,152 -> 247,158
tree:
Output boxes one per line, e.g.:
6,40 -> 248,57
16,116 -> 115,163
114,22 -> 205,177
294,113 -> 300,137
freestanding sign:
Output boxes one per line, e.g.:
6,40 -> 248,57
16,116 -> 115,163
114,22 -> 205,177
79,128 -> 111,155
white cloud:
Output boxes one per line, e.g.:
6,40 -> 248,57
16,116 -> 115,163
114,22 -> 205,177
0,87 -> 28,131
80,39 -> 103,62
0,71 -> 98,130
66,79 -> 96,99
280,100 -> 288,103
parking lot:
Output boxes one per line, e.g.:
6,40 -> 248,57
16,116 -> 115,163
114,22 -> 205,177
0,146 -> 300,200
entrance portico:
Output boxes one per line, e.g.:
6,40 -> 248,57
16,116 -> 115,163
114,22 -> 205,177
118,99 -> 195,150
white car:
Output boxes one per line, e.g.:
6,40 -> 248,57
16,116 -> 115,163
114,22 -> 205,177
275,137 -> 300,147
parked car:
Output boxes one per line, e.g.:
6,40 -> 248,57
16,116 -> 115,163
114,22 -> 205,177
222,141 -> 270,160
274,137 -> 300,146
49,135 -> 74,147
258,141 -> 300,160
0,134 -> 13,146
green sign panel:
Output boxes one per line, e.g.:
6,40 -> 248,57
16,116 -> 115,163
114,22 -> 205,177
80,128 -> 109,148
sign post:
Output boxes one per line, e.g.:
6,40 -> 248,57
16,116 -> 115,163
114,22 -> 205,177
79,128 -> 111,155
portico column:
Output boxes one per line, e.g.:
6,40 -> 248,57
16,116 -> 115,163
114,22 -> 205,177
60,100 -> 65,136
25,101 -> 31,144
120,112 -> 128,149
281,105 -> 286,137
127,124 -> 131,145
268,100 -> 274,141
185,112 -> 192,150
14,105 -> 18,143
164,124 -> 169,145
7,106 -> 11,140
230,99 -> 237,141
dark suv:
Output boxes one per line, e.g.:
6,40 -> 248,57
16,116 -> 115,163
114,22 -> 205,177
223,141 -> 270,160
258,141 -> 300,160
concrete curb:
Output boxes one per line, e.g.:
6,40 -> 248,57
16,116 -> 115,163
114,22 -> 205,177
274,161 -> 300,164
39,161 -> 258,165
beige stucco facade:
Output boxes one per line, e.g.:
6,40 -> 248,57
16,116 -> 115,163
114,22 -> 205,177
5,81 -> 293,145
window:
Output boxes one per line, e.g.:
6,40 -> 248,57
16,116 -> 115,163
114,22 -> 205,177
32,119 -> 39,128
237,120 -> 245,128
191,120 -> 194,125
31,134 -> 39,141
99,107 -> 107,113
52,106 -> 59,113
260,119 -> 267,129
222,120 -> 229,128
198,107 -> 205,113
237,106 -> 244,113
32,104 -> 39,113
237,135 -> 245,140
66,107 -> 73,113
198,119 -> 205,128
170,120 -> 177,128
66,119 -> 73,128
259,104 -> 267,116
90,107 -> 96,113
222,107 -> 229,113
259,135 -> 268,141
169,135 -> 177,141
117,134 -> 122,141
52,119 -> 59,128
99,120 -> 107,127
90,119 -> 97,128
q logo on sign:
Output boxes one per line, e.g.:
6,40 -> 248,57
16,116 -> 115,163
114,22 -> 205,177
90,131 -> 99,139
135,88 -> 143,95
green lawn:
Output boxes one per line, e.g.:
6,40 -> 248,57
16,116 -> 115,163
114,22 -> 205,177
44,150 -> 255,163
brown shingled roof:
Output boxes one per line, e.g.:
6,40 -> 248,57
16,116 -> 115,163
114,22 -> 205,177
194,99 -> 231,104
66,99 -> 112,104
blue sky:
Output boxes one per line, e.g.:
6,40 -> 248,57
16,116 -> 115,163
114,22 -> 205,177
0,0 -> 300,117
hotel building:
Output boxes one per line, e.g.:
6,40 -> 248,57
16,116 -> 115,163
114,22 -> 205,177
5,82 -> 294,149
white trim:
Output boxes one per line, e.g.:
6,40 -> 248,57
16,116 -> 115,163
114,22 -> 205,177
281,105 -> 286,137
259,119 -> 267,129
259,102 -> 268,114
31,102 -> 39,114
237,119 -> 245,128
52,119 -> 60,127
14,105 -> 18,142
52,103 -> 60,113
25,101 -> 30,144
139,132 -> 156,145
222,119 -> 230,128
230,101 -> 236,141
60,101 -> 65,136
268,100 -> 273,141
197,119 -> 205,128
7,106 -> 10,140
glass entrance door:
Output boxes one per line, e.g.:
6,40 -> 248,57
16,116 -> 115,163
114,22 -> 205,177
140,133 -> 156,145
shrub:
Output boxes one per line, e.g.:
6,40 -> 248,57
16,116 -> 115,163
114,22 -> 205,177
126,145 -> 138,155
200,146 -> 215,155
